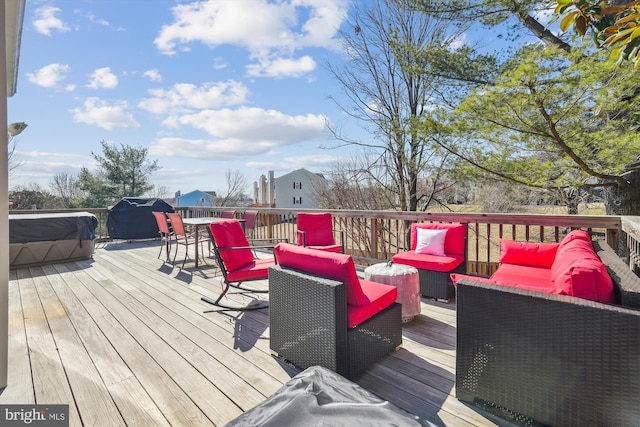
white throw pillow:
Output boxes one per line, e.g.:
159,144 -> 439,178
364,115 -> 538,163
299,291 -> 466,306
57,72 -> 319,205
414,228 -> 447,256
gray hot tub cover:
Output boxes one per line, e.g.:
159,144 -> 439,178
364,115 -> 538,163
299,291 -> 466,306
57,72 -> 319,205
9,212 -> 98,243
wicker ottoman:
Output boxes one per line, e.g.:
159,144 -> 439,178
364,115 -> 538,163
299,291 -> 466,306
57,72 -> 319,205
365,262 -> 421,322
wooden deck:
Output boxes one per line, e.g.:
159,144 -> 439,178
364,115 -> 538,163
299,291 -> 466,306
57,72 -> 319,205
1,240 -> 514,426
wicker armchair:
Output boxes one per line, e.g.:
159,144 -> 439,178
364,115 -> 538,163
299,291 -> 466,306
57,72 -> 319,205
269,261 -> 402,380
392,222 -> 467,300
455,240 -> 640,427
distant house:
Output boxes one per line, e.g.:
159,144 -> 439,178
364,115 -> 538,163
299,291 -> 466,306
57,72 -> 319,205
174,190 -> 217,207
254,168 -> 327,209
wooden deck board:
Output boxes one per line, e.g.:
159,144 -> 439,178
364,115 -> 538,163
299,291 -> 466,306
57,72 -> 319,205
31,265 -> 125,427
0,240 -> 514,427
47,262 -> 170,427
3,271 -> 34,405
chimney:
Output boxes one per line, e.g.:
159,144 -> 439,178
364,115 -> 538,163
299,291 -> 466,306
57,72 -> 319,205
268,170 -> 275,206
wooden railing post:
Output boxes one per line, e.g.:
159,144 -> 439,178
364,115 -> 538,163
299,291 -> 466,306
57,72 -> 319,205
267,212 -> 274,240
370,218 -> 378,259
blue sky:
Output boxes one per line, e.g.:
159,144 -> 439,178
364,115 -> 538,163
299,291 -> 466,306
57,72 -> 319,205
9,0 -> 365,197
8,0 -> 536,198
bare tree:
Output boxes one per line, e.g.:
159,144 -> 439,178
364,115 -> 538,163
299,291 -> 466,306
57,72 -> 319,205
216,169 -> 249,207
325,0 -> 469,218
49,172 -> 83,208
314,156 -> 397,210
144,184 -> 172,199
8,134 -> 23,173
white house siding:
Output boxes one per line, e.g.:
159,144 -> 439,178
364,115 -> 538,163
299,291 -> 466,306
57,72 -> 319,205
273,168 -> 325,209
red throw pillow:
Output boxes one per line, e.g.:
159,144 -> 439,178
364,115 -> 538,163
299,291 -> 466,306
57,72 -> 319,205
274,243 -> 368,306
499,240 -> 559,268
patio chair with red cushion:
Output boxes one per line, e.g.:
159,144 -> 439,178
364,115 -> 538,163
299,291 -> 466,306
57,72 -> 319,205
241,210 -> 258,239
204,219 -> 286,311
220,210 -> 236,219
152,211 -> 174,262
296,212 -> 344,253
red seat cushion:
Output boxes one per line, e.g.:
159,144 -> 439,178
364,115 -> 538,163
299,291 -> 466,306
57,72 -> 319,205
491,264 -> 554,292
274,243 -> 368,306
226,258 -> 275,282
297,213 -> 335,246
410,223 -> 466,255
210,220 -> 254,272
392,251 -> 464,272
346,279 -> 397,328
452,266 -> 556,294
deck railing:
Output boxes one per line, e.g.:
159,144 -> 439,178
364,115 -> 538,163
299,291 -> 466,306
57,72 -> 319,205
175,207 -> 633,276
9,206 -> 638,277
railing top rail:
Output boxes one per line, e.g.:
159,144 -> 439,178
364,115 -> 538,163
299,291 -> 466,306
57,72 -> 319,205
622,216 -> 640,240
181,207 -> 621,230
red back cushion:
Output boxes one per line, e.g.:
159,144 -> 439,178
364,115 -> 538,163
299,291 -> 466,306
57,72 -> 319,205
274,243 -> 368,306
551,256 -> 615,303
410,223 -> 466,255
550,232 -> 615,303
297,213 -> 335,246
557,229 -> 592,252
210,220 -> 254,272
499,240 -> 559,268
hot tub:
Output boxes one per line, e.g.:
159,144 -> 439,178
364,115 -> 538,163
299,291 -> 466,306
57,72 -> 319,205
9,212 -> 98,268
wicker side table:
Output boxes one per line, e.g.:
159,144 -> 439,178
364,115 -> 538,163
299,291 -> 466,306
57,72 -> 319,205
365,262 -> 421,322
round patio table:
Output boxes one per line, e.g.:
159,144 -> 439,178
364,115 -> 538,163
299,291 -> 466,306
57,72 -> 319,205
365,262 -> 421,322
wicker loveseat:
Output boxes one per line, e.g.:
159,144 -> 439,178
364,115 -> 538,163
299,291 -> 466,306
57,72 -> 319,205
455,238 -> 640,427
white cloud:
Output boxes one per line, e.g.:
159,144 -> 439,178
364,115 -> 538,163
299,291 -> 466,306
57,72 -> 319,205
247,154 -> 338,170
449,33 -> 467,50
154,0 -> 347,78
9,151 -> 93,186
143,69 -> 162,82
246,55 -> 316,78
26,63 -> 71,88
33,6 -> 70,36
212,57 -> 228,70
71,97 -> 140,130
138,80 -> 249,115
150,107 -> 327,159
87,67 -> 118,89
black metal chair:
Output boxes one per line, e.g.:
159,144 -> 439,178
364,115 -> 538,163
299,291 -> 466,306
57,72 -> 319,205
204,219 -> 285,311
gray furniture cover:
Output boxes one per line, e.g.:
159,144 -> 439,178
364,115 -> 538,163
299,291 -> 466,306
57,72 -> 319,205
224,366 -> 433,426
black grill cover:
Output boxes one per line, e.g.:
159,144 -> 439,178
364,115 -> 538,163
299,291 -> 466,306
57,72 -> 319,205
107,198 -> 174,240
